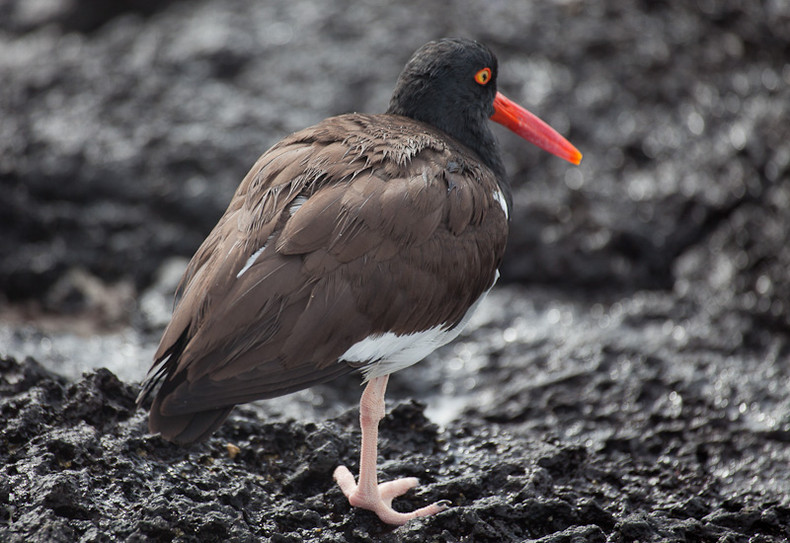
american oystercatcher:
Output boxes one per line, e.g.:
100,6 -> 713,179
138,38 -> 581,525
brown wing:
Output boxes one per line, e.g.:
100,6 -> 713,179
140,114 -> 508,443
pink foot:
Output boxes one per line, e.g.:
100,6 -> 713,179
334,465 -> 449,525
334,375 -> 449,525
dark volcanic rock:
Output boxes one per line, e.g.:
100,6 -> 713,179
2,351 -> 789,542
1,0 -> 790,541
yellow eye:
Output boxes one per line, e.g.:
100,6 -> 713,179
474,67 -> 492,85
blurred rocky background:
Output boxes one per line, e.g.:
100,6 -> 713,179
1,0 -> 789,541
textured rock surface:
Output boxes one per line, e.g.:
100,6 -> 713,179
1,0 -> 789,541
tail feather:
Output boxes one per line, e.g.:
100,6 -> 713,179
137,327 -> 190,408
149,394 -> 234,444
138,327 -> 234,445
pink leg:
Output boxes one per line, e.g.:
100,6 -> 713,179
333,375 -> 449,525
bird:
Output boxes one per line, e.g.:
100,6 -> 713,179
137,37 -> 581,525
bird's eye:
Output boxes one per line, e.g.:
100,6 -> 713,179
474,67 -> 492,85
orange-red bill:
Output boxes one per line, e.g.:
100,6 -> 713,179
491,91 -> 582,165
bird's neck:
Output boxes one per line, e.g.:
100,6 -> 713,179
389,104 -> 505,175
386,100 -> 511,213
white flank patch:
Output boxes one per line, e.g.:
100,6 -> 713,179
343,273 -> 499,380
343,326 -> 452,380
236,245 -> 267,278
493,187 -> 509,220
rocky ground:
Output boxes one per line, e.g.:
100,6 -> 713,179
1,0 -> 789,541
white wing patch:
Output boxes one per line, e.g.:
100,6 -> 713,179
237,196 -> 307,279
289,195 -> 308,216
236,196 -> 307,279
236,245 -> 267,278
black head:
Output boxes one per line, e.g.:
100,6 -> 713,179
387,38 -> 504,177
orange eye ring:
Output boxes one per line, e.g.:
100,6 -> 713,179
474,67 -> 492,85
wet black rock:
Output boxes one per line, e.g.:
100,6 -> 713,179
2,351 -> 789,541
1,0 -> 790,541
